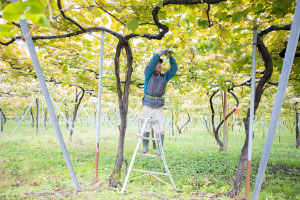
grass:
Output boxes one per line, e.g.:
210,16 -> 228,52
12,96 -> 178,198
0,119 -> 300,199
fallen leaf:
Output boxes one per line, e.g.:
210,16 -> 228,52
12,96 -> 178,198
204,177 -> 211,186
54,185 -> 62,191
202,193 -> 215,198
226,178 -> 232,184
150,175 -> 156,180
30,182 -> 39,186
216,191 -> 221,197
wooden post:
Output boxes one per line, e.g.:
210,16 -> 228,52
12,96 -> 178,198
223,91 -> 228,152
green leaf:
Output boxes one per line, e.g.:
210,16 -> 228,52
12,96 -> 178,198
225,47 -> 233,53
275,0 -> 292,10
0,24 -> 15,37
158,0 -> 163,8
126,17 -> 139,32
25,14 -> 51,28
158,11 -> 166,19
9,28 -> 20,37
187,14 -> 196,22
62,65 -> 68,74
2,1 -> 27,22
197,20 -> 207,28
0,24 -> 13,32
83,39 -> 92,46
26,2 -> 45,14
232,12 -> 243,23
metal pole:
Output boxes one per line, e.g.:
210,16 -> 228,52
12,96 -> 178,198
12,98 -> 36,135
81,105 -> 95,127
252,1 -> 300,198
95,31 -> 105,183
41,97 -> 65,134
51,97 -> 84,145
17,17 -> 81,191
245,20 -> 257,200
0,74 -> 4,84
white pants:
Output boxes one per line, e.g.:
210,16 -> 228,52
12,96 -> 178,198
142,105 -> 165,134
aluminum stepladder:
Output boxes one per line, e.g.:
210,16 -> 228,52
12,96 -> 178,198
120,118 -> 176,193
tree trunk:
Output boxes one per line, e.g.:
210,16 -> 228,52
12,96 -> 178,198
202,116 -> 211,133
226,33 -> 273,197
226,117 -> 249,197
109,41 -> 133,188
295,102 -> 300,148
210,90 -> 239,151
0,108 -> 6,132
36,98 -> 39,134
70,87 -> 85,137
176,113 -> 191,134
30,108 -> 34,127
44,108 -> 47,128
0,108 -> 3,132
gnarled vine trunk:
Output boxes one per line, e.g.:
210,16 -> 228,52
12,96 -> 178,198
70,86 -> 85,137
295,102 -> 300,148
0,108 -> 6,132
109,41 -> 133,187
210,89 -> 239,151
226,33 -> 274,197
30,107 -> 34,127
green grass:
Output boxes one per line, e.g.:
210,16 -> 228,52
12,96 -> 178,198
0,119 -> 299,199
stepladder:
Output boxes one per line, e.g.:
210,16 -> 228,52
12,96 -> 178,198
120,118 -> 176,193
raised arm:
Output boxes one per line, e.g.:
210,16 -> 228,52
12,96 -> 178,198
165,56 -> 178,82
144,54 -> 160,79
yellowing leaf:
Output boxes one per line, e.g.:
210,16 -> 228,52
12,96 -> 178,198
102,16 -> 109,25
201,9 -> 207,19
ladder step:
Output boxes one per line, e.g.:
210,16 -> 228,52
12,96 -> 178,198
132,169 -> 167,176
137,153 -> 161,157
140,118 -> 159,123
136,135 -> 159,141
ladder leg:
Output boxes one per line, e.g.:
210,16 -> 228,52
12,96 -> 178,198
120,137 -> 142,193
121,118 -> 149,193
154,123 -> 177,190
